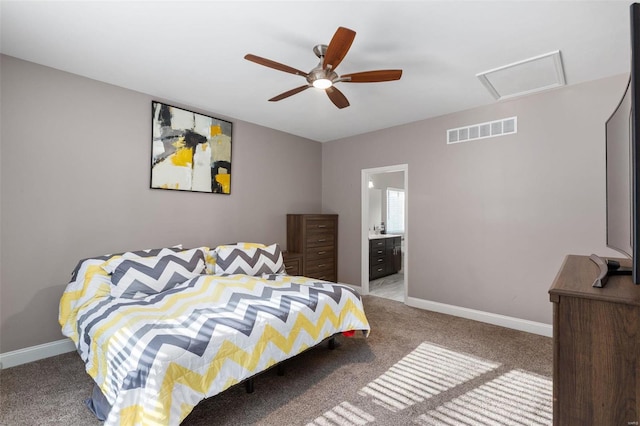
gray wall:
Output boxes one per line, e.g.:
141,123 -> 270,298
322,74 -> 627,324
0,52 -> 629,353
0,55 -> 322,353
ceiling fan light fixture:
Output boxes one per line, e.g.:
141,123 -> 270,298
312,78 -> 333,89
244,26 -> 402,109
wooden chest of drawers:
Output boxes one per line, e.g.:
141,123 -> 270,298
286,214 -> 338,282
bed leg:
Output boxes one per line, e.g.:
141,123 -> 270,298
328,337 -> 336,350
245,378 -> 254,394
277,363 -> 285,376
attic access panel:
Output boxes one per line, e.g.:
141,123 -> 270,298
477,51 -> 566,100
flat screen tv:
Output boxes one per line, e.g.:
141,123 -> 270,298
591,3 -> 640,287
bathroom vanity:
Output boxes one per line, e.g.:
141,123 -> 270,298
369,235 -> 402,280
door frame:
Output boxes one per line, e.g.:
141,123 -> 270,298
361,164 -> 408,300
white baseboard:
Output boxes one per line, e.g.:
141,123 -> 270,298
0,338 -> 76,369
406,297 -> 553,337
0,296 -> 551,370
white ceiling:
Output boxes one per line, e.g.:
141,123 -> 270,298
0,1 -> 633,142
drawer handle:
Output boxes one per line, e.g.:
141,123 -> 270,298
377,268 -> 383,272
317,225 -> 327,228
377,250 -> 383,254
318,264 -> 326,268
317,238 -> 326,242
285,265 -> 293,270
318,251 -> 326,255
377,259 -> 383,263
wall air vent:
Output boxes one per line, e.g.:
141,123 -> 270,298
447,116 -> 517,145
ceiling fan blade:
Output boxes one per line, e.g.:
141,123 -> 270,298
326,86 -> 350,109
268,85 -> 310,102
341,69 -> 403,83
323,27 -> 356,71
244,54 -> 308,77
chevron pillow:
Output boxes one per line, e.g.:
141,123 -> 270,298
205,242 -> 267,274
101,245 -> 184,274
214,243 -> 285,276
110,247 -> 206,299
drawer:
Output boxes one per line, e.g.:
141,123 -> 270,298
306,233 -> 335,248
305,219 -> 336,232
305,259 -> 334,274
370,239 -> 385,249
370,264 -> 387,280
370,246 -> 385,257
306,246 -> 334,261
283,253 -> 302,275
369,254 -> 386,268
284,262 -> 299,275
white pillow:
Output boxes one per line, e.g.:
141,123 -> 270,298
110,247 -> 206,299
206,242 -> 268,274
214,243 -> 285,276
101,245 -> 184,274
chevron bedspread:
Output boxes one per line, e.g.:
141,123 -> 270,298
59,252 -> 370,425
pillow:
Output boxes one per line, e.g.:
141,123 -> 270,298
101,245 -> 184,274
214,243 -> 285,276
110,247 -> 206,299
206,242 -> 268,274
205,250 -> 217,275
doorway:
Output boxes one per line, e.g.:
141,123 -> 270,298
361,164 -> 408,302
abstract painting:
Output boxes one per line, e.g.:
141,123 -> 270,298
151,101 -> 232,194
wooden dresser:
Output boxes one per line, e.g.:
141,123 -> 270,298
286,214 -> 338,282
549,255 -> 640,425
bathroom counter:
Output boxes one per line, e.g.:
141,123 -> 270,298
369,234 -> 401,240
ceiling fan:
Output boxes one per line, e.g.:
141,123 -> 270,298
244,27 -> 402,109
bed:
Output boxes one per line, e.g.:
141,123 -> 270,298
59,243 -> 370,425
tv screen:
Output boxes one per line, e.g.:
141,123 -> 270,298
594,3 -> 640,286
606,78 -> 632,260
630,2 -> 640,284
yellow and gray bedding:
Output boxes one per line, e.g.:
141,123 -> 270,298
59,244 -> 370,425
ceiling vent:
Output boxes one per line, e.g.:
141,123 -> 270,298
476,51 -> 565,100
447,117 -> 517,145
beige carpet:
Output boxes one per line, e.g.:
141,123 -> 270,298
0,295 -> 553,425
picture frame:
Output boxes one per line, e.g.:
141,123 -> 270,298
151,101 -> 232,194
